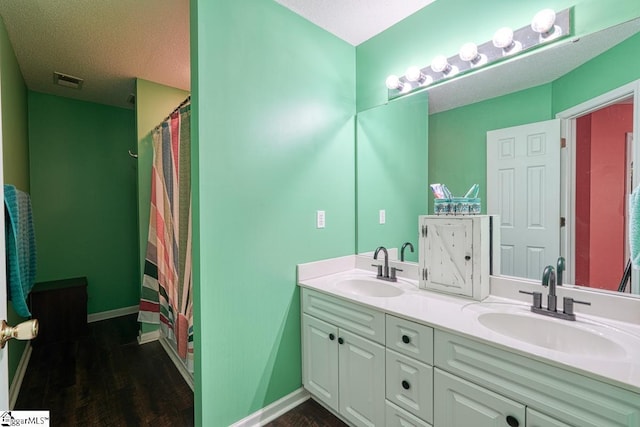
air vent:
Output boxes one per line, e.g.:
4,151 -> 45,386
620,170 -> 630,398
127,93 -> 136,105
53,72 -> 83,89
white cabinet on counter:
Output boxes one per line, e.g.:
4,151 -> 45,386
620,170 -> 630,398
419,215 -> 493,300
302,290 -> 385,427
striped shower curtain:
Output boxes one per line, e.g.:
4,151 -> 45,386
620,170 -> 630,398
138,100 -> 193,372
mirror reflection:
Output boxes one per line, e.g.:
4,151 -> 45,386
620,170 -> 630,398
357,17 -> 640,298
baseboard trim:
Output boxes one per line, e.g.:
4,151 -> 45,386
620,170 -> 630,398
88,305 -> 138,323
230,388 -> 310,427
137,329 -> 161,345
158,336 -> 194,392
9,343 -> 32,409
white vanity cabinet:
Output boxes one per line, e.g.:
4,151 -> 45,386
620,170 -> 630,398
434,330 -> 640,427
302,289 -> 385,427
419,215 -> 491,300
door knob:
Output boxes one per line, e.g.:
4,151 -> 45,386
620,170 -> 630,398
0,319 -> 38,348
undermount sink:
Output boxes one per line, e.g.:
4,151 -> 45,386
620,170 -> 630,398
476,311 -> 628,358
335,278 -> 404,298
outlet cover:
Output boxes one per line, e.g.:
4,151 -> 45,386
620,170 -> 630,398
379,209 -> 386,224
317,210 -> 326,228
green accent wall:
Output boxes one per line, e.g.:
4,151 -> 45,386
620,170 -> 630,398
192,0 -> 355,425
356,93 -> 428,261
28,92 -> 139,314
356,0 -> 640,112
0,15 -> 30,387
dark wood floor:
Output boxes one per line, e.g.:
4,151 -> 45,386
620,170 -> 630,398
14,314 -> 345,426
264,399 -> 347,427
15,314 -> 194,426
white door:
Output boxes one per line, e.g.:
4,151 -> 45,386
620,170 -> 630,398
302,314 -> 338,410
487,119 -> 561,280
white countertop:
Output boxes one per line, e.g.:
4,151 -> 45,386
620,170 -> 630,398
298,265 -> 640,394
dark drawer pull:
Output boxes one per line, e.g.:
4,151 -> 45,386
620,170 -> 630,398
401,380 -> 410,390
465,255 -> 471,260
506,415 -> 519,427
401,335 -> 410,344
338,337 -> 344,345
329,333 -> 335,341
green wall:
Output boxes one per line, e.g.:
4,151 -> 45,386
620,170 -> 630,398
192,0 -> 355,425
28,92 -> 139,314
356,0 -> 640,112
356,93 -> 428,261
135,79 -> 190,282
0,15 -> 30,387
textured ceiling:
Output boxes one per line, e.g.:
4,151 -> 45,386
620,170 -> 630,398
274,0 -> 437,45
0,0 -> 190,110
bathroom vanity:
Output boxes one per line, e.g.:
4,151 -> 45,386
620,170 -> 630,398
298,257 -> 640,427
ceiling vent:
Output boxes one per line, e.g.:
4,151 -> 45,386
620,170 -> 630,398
53,72 -> 83,89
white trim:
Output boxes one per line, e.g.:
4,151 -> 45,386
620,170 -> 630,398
9,343 -> 31,409
137,329 -> 160,345
230,388 -> 310,427
158,336 -> 194,392
87,305 -> 138,323
556,79 -> 640,286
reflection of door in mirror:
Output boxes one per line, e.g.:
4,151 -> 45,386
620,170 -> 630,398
574,98 -> 633,291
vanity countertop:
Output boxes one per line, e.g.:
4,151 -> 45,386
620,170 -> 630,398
298,266 -> 640,394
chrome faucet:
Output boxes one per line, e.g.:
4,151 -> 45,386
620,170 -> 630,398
401,242 -> 414,262
520,261 -> 590,321
373,246 -> 400,282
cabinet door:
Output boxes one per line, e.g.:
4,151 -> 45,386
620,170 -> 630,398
527,408 -> 572,427
302,314 -> 339,410
434,369 -> 525,427
339,329 -> 385,427
421,218 -> 473,297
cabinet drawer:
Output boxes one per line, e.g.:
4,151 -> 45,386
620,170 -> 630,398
434,368 -> 525,427
386,349 -> 433,423
386,315 -> 433,365
435,330 -> 640,427
385,401 -> 432,427
302,288 -> 385,344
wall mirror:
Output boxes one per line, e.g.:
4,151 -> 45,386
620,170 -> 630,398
355,16 -> 640,300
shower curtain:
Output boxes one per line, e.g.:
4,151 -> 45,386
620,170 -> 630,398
138,99 -> 193,372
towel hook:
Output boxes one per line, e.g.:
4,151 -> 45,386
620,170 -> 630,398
128,150 -> 138,159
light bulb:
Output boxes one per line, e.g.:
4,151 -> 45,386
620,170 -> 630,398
406,66 -> 422,82
385,75 -> 402,90
430,55 -> 449,73
531,8 -> 561,41
459,43 -> 487,67
492,27 -> 522,55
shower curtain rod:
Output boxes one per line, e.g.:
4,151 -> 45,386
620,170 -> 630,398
129,95 -> 191,159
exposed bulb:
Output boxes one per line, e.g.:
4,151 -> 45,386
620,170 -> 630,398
431,55 -> 458,76
459,42 -> 487,67
492,27 -> 522,55
385,74 -> 402,90
531,8 -> 561,41
406,66 -> 423,82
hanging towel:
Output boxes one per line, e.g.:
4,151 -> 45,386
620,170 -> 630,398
630,186 -> 640,269
4,185 -> 36,317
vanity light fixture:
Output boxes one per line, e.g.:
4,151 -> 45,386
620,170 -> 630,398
431,55 -> 459,77
531,8 -> 562,42
459,42 -> 487,67
406,66 -> 433,86
385,8 -> 570,100
492,27 -> 522,56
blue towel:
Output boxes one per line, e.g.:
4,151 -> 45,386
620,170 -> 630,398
630,186 -> 640,269
4,185 -> 36,317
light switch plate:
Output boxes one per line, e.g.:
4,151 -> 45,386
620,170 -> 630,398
379,209 -> 386,224
317,210 -> 325,228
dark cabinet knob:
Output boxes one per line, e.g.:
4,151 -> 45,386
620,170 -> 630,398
465,255 -> 471,261
401,335 -> 410,344
401,380 -> 410,390
329,333 -> 335,341
506,415 -> 519,427
338,337 -> 344,345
